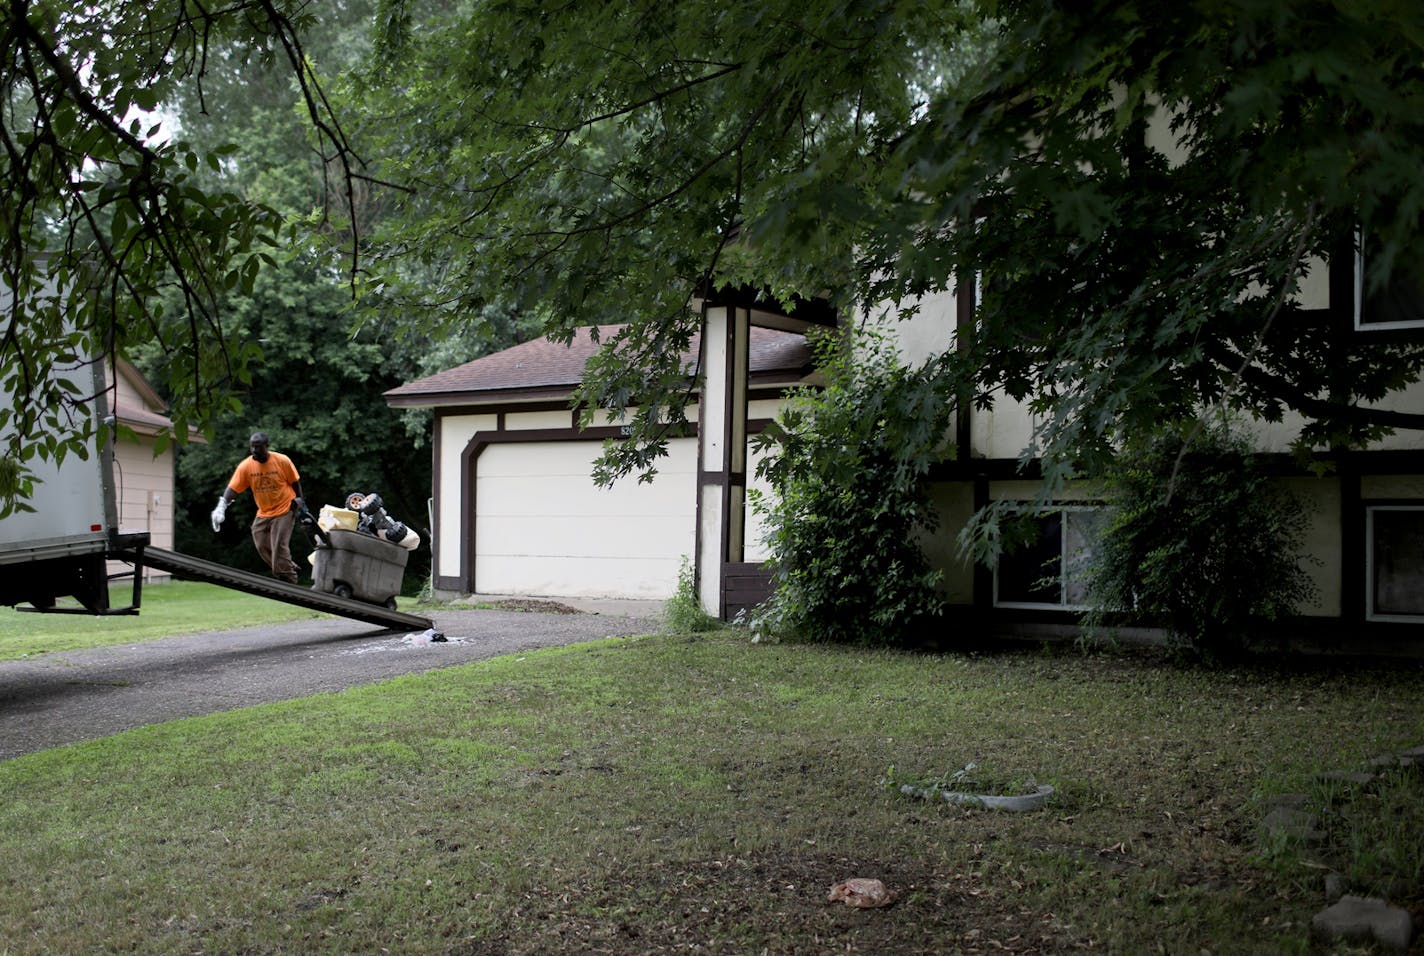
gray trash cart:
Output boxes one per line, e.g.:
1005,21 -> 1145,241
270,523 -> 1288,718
310,529 -> 410,609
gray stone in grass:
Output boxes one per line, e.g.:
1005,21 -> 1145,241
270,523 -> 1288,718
1397,743 -> 1424,768
1316,770 -> 1376,788
1261,806 -> 1325,844
898,783 -> 1055,812
1311,896 -> 1413,953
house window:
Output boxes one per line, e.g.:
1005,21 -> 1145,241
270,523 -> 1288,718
994,505 -> 1107,610
1354,235 -> 1424,331
1366,506 -> 1424,620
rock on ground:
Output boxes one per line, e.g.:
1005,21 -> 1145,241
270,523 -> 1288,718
1311,895 -> 1414,953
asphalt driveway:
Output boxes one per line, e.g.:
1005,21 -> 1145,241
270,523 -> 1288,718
0,605 -> 659,761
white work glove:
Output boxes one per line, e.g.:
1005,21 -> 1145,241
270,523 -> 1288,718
210,497 -> 229,532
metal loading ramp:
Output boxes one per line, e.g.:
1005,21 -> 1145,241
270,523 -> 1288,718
128,546 -> 434,632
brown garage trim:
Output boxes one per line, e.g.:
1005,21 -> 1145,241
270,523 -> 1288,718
455,426 -> 627,594
428,388 -> 790,423
955,275 -> 976,461
722,561 -> 774,622
393,377 -> 808,411
701,412 -> 778,487
446,420 -> 784,596
419,399 -> 574,417
435,392 -> 789,595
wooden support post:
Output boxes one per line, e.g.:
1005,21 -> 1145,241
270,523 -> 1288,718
695,304 -> 750,618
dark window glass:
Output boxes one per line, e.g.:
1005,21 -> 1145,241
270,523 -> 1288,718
1372,509 -> 1424,617
995,507 -> 1109,608
1357,234 -> 1424,329
996,512 -> 1063,605
1362,271 -> 1424,327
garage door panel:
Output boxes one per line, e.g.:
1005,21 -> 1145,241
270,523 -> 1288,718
475,555 -> 683,600
473,439 -> 696,598
476,474 -> 691,517
475,513 -> 694,558
478,440 -> 696,478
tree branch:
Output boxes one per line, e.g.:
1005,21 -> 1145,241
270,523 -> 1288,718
1203,340 -> 1424,431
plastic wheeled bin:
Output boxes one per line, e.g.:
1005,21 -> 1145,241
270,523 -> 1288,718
311,529 -> 410,609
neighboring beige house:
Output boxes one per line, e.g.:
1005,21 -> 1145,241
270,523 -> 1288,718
105,358 -> 204,582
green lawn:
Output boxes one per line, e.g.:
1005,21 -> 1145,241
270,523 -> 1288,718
1,630 -> 1421,954
0,580 -> 327,660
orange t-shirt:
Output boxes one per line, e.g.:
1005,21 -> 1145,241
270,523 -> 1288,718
227,452 -> 300,518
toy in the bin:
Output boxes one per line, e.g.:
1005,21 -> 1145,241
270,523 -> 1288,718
345,493 -> 420,550
307,492 -> 422,609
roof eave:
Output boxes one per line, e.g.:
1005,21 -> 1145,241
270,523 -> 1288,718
387,366 -> 814,410
385,385 -> 581,409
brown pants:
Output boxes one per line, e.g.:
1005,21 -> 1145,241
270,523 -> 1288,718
251,510 -> 299,584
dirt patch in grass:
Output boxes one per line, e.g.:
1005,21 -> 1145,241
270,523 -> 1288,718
449,851 -> 1082,955
482,598 -> 582,614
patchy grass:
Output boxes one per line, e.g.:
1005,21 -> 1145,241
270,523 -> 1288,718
0,581 -> 326,660
0,632 -> 1421,954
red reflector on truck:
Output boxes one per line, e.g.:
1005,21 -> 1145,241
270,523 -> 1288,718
91,524 -> 102,531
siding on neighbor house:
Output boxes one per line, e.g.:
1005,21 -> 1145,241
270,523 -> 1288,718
104,361 -> 196,583
113,438 -> 174,548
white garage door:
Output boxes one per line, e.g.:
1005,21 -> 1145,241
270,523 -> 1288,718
474,438 -> 697,599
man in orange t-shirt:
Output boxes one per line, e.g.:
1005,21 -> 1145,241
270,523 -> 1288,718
210,432 -> 305,584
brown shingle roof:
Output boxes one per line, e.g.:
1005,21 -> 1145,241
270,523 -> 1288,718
385,324 -> 814,407
110,358 -> 208,443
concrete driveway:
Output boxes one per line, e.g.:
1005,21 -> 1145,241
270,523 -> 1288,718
0,604 -> 660,761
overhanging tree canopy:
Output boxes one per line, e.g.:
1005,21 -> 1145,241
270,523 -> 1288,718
356,0 -> 1424,489
354,0 -> 992,480
0,0 -> 361,512
5,0 -> 1424,518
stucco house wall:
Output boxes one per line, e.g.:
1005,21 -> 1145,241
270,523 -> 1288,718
884,246 -> 1424,648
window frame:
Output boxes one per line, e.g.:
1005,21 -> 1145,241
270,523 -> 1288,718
1364,503 -> 1424,622
1353,230 -> 1424,332
992,503 -> 1106,612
